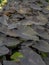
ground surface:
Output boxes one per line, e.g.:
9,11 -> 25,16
0,0 -> 49,65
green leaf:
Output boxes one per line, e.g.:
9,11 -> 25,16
11,52 -> 24,61
0,0 -> 3,3
41,52 -> 48,58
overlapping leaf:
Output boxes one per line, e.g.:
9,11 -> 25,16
32,40 -> 49,52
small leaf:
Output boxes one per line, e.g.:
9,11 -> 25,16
11,52 -> 24,61
41,52 -> 48,58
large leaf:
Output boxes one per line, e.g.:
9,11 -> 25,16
0,46 -> 9,56
17,25 -> 39,40
0,24 -> 39,40
4,37 -> 20,47
19,47 -> 46,65
32,25 -> 49,40
32,40 -> 49,52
